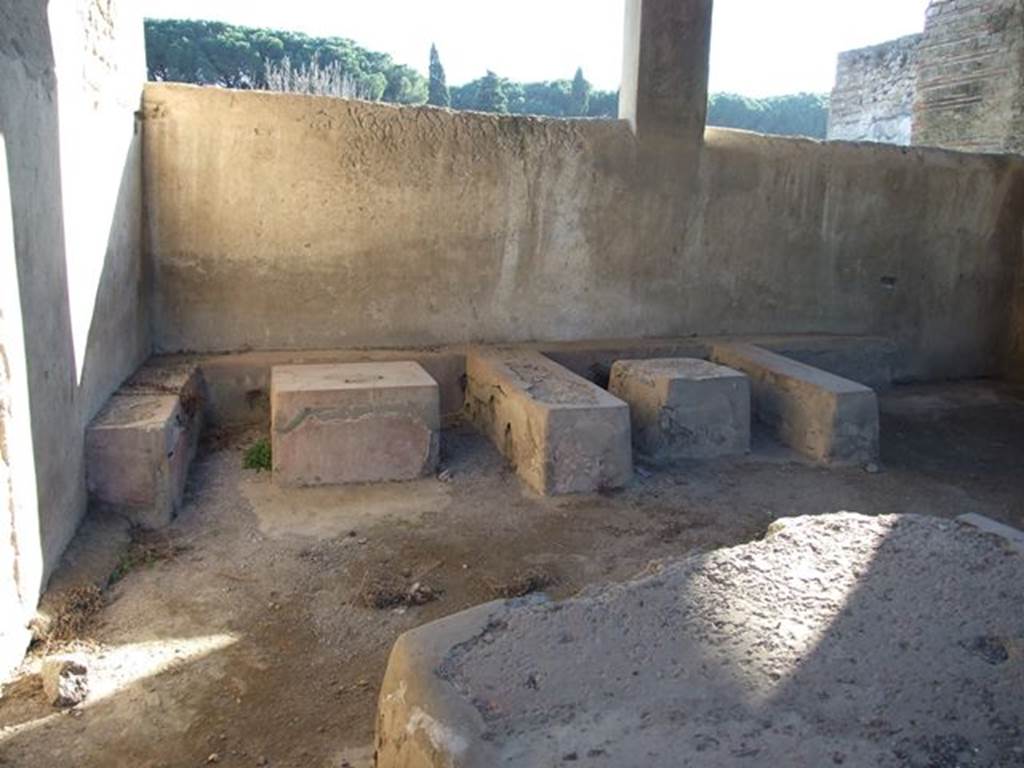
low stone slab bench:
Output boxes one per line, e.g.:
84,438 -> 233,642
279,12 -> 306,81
711,342 -> 878,465
375,513 -> 1024,767
464,349 -> 632,495
609,358 -> 750,462
86,365 -> 204,528
271,362 -> 440,486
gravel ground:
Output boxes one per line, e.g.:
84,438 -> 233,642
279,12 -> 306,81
0,380 -> 1021,768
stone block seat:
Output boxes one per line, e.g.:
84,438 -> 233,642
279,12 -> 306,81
270,362 -> 440,487
609,358 -> 750,462
712,342 -> 879,465
464,348 -> 632,495
86,363 -> 205,528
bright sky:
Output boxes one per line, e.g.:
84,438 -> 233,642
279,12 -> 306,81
140,0 -> 932,96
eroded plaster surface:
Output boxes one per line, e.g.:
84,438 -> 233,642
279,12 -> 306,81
145,84 -> 1024,382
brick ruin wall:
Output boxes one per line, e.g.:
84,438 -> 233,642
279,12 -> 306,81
830,0 -> 1024,154
828,35 -> 921,145
913,0 -> 1024,154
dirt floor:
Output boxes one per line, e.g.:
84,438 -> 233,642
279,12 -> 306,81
0,380 -> 1022,768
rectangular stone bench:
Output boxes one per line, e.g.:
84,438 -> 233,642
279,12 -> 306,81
464,349 -> 632,495
711,343 -> 879,465
271,362 -> 440,487
609,358 -> 750,462
86,365 -> 204,528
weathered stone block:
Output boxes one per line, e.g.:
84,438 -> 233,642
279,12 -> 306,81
609,358 -> 750,461
464,349 -> 632,495
86,388 -> 201,529
270,362 -> 439,487
41,658 -> 89,708
711,343 -> 878,465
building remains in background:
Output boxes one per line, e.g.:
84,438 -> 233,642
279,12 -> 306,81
829,0 -> 1024,153
828,35 -> 921,145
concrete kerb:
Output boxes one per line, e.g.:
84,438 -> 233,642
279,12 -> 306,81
711,342 -> 880,466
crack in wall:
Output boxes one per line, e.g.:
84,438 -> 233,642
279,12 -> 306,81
277,405 -> 430,435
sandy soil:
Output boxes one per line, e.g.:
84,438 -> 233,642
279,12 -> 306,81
0,380 -> 1021,768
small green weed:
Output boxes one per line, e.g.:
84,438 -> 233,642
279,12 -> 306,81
108,527 -> 185,586
244,438 -> 272,472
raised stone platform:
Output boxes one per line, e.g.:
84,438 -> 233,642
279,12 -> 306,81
711,343 -> 879,465
85,365 -> 204,528
609,358 -> 749,461
464,349 -> 632,495
376,513 -> 1024,767
271,362 -> 440,486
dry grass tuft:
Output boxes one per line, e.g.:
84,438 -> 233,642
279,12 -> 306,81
358,572 -> 440,610
490,567 -> 557,600
39,586 -> 105,648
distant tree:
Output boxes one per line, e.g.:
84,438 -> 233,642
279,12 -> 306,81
428,43 -> 450,108
144,19 -> 428,104
476,70 -> 509,113
707,92 -> 829,139
587,89 -> 618,118
519,80 -> 571,116
570,67 -> 591,116
383,64 -> 428,104
452,75 -> 616,118
145,19 -> 826,137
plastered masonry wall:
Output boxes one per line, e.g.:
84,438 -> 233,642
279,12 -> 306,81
144,84 -> 1024,382
0,0 -> 149,677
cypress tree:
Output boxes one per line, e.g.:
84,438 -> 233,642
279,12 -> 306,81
428,43 -> 450,107
570,67 -> 591,116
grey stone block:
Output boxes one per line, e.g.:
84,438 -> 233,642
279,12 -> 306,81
711,343 -> 879,465
609,358 -> 750,461
464,349 -> 632,495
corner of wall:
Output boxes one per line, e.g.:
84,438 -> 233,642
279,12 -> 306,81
0,0 -> 149,680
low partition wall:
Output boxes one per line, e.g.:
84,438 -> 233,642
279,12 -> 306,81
143,84 -> 1024,382
166,334 -> 894,429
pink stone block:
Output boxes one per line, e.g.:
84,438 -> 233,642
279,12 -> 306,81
86,392 -> 199,528
271,362 -> 440,487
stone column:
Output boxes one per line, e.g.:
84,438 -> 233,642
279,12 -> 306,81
619,0 -> 714,153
